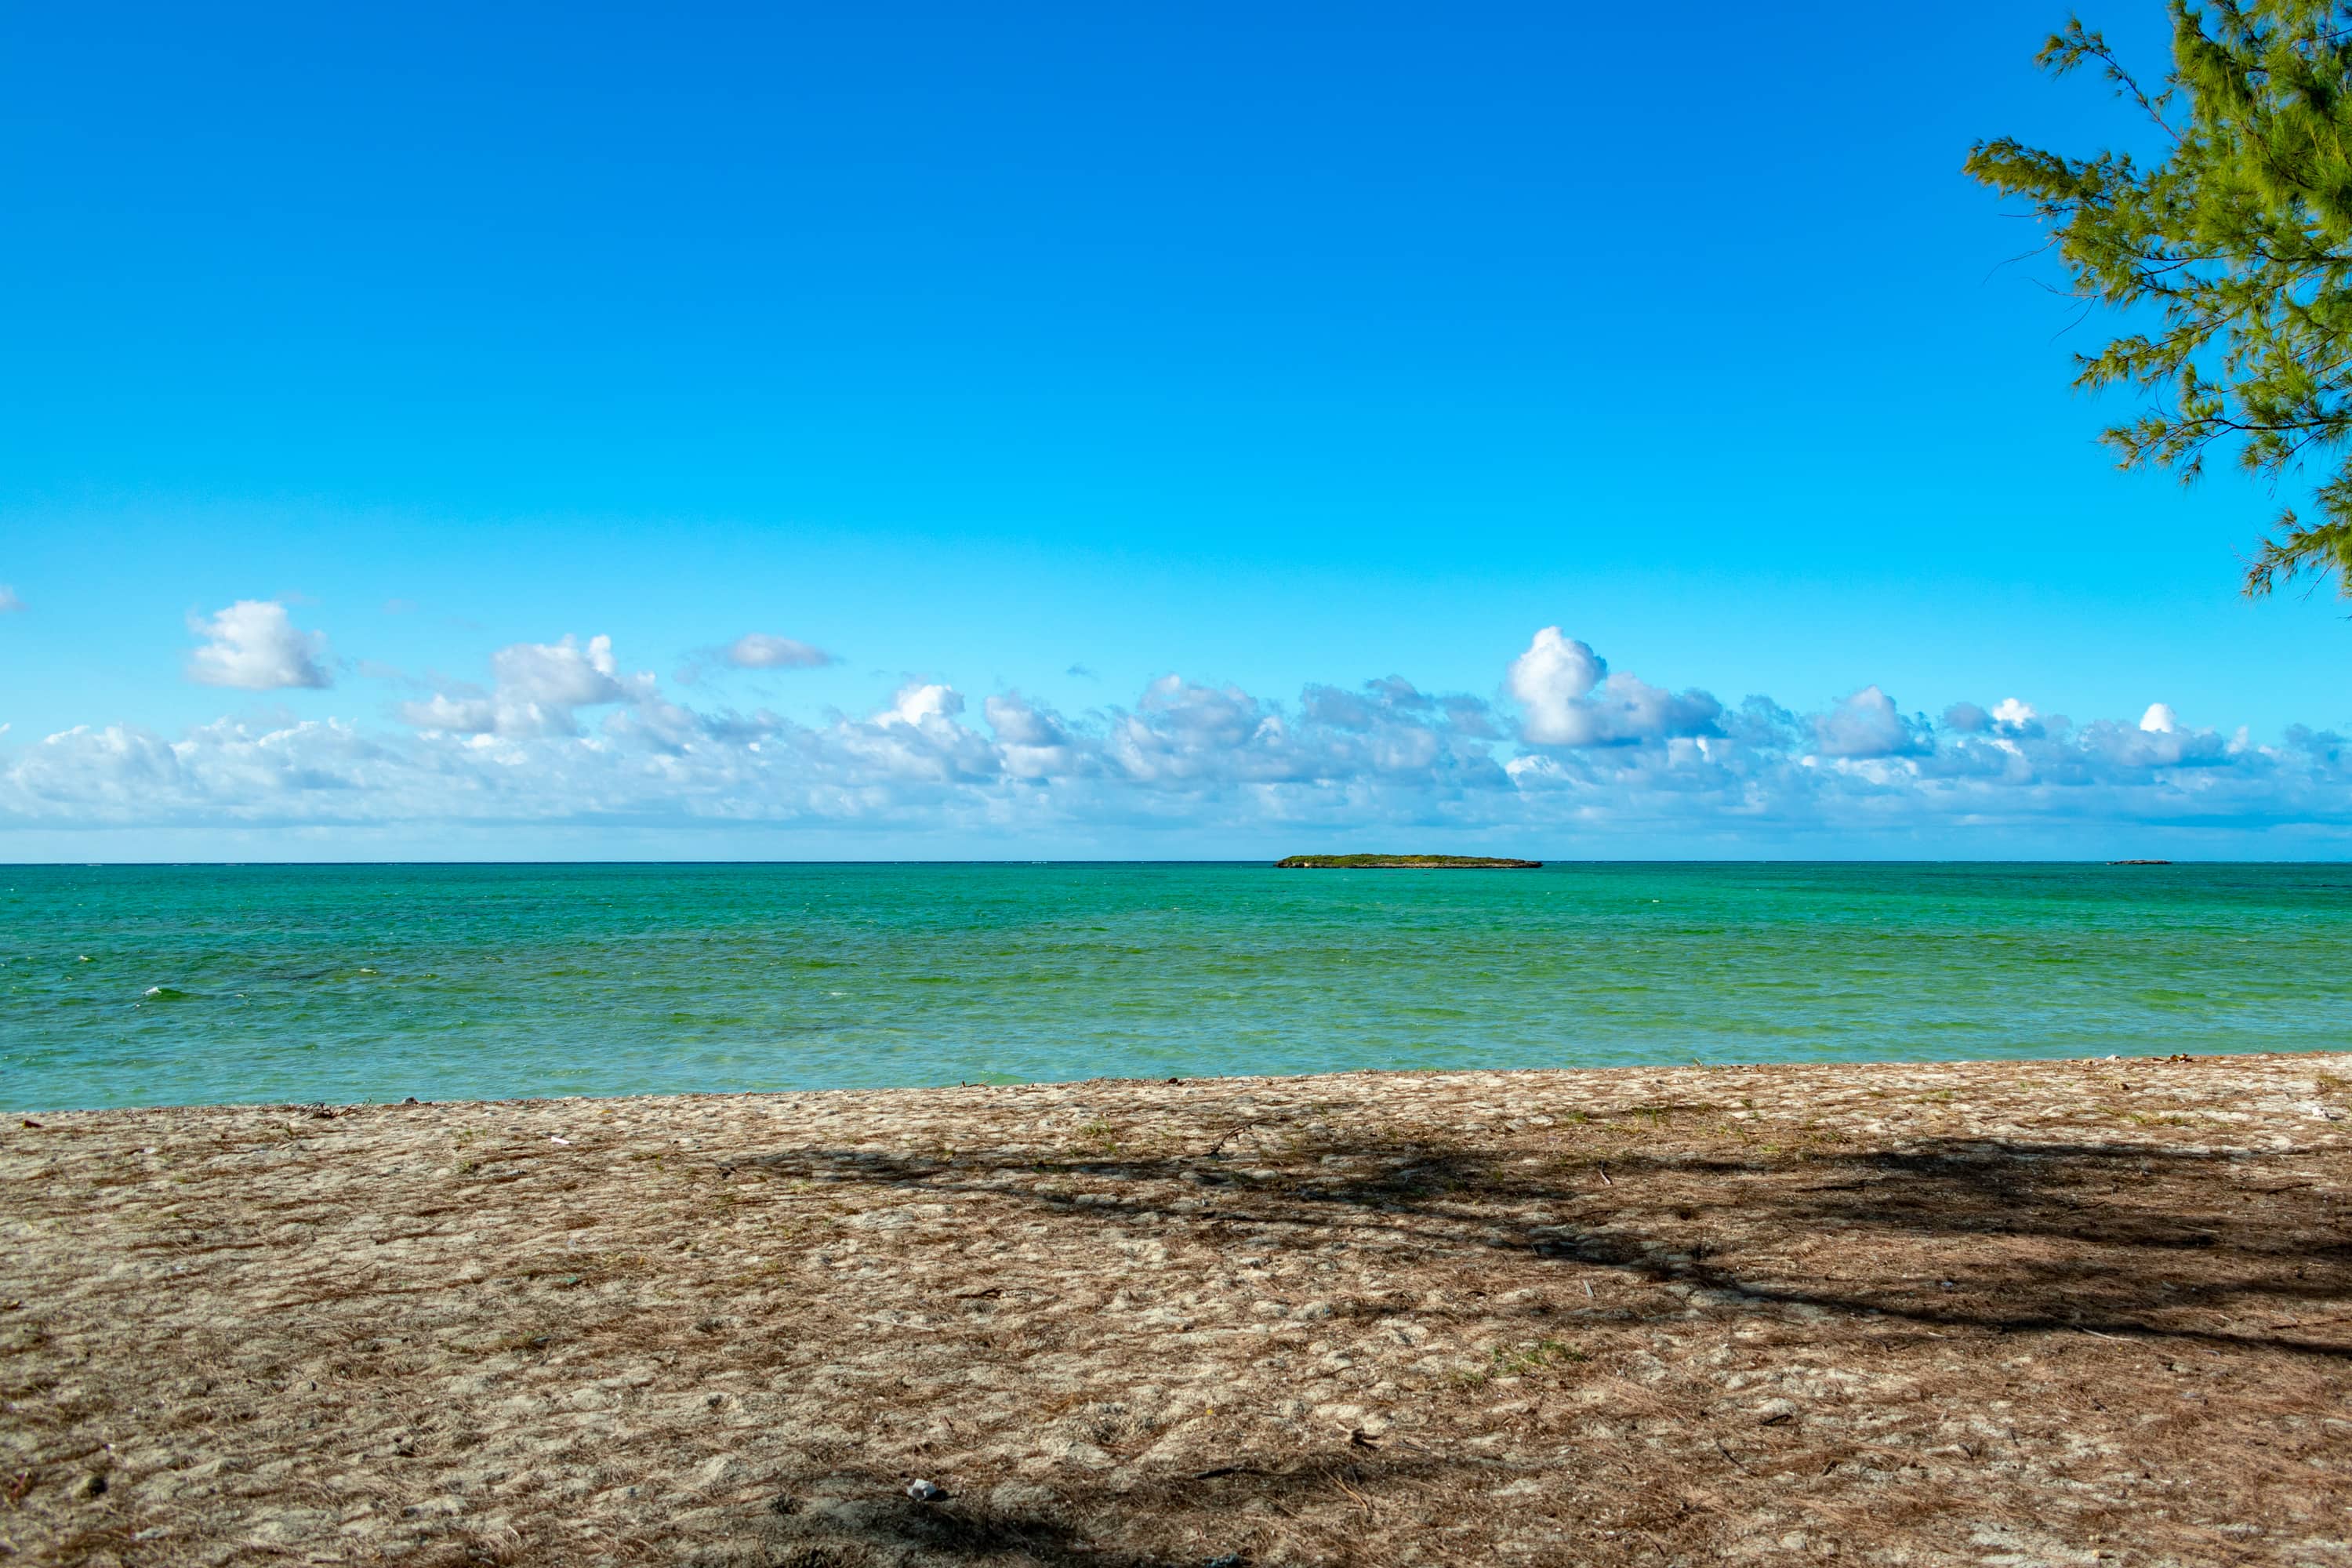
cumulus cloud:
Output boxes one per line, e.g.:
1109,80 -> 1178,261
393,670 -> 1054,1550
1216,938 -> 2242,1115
676,631 -> 838,685
186,601 -> 333,691
1506,628 -> 1606,743
726,633 -> 836,670
876,682 -> 958,727
1815,687 -> 1927,759
397,633 -> 659,738
984,691 -> 1065,748
1507,628 -> 1719,747
976,693 -> 1062,779
495,633 -> 641,707
7,626 -> 2349,851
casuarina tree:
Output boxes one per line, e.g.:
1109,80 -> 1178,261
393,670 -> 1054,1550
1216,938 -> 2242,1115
1967,2 -> 2352,597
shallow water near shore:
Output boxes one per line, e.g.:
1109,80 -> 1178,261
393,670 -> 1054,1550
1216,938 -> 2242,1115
3,860 -> 2347,1109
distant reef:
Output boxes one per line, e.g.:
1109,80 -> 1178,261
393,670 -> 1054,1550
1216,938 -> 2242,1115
1275,854 -> 1542,869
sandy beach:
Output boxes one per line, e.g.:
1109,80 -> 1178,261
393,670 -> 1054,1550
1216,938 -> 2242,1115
4,1053 -> 2350,1566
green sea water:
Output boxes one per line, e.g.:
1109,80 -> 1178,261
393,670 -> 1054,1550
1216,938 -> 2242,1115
2,862 -> 2347,1110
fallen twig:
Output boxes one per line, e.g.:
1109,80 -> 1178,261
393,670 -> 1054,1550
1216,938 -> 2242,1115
1209,1120 -> 1274,1158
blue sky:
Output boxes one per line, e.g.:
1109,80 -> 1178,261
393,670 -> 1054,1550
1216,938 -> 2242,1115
2,0 -> 2348,858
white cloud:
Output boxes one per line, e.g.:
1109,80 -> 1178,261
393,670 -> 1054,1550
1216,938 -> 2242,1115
1996,699 -> 2053,739
677,631 -> 839,685
397,633 -> 659,738
983,691 -> 1065,748
985,692 -> 1077,780
186,601 -> 332,691
0,586 -> 22,614
879,681 -> 962,727
1506,628 -> 1719,747
1507,628 -> 1607,744
2140,702 -> 2179,735
1815,687 -> 1926,759
494,633 -> 637,707
726,633 -> 835,670
8,626 -> 2350,852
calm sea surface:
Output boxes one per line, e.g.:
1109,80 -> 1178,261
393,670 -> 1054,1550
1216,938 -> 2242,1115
2,862 -> 2347,1109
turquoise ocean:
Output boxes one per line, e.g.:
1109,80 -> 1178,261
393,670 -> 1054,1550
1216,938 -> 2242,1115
3,862 -> 2347,1110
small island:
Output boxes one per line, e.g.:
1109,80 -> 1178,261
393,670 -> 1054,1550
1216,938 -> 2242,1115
1276,854 -> 1543,869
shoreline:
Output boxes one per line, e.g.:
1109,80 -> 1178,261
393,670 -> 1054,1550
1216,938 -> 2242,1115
5,1052 -> 2349,1564
12,1044 -> 2345,1120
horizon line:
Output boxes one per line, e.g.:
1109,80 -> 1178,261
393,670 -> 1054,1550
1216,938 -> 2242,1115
2,857 -> 2329,869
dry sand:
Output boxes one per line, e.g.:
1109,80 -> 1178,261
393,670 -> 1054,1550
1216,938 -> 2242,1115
4,1053 -> 2350,1566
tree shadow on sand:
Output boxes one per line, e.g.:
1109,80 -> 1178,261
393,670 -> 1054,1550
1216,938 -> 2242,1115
706,1114 -> 2350,1564
749,1454 -> 1468,1568
731,1120 -> 2352,1360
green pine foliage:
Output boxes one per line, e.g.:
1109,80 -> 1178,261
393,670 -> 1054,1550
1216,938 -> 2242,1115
1967,2 -> 2352,597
